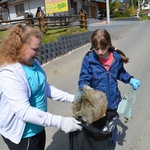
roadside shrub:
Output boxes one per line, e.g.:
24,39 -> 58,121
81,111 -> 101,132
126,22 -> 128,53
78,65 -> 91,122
113,11 -> 122,18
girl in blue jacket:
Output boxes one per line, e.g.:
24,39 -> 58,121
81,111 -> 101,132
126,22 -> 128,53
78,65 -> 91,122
78,29 -> 140,149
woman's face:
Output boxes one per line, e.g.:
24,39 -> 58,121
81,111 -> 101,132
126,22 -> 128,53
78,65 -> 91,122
94,45 -> 109,59
22,36 -> 41,66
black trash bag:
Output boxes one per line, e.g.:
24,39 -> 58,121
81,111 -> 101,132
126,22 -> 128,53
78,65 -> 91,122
69,110 -> 119,150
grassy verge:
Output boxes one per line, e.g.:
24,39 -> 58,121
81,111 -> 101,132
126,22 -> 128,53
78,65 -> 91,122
139,10 -> 149,21
42,27 -> 88,43
0,27 -> 88,44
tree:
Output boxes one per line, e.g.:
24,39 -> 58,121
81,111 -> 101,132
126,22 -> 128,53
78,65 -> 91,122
110,0 -> 124,17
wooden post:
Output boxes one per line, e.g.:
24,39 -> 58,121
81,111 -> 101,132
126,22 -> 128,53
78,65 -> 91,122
36,7 -> 46,33
25,13 -> 32,26
41,15 -> 46,33
79,9 -> 87,29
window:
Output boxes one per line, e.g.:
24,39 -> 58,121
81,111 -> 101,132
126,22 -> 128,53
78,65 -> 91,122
15,3 -> 24,17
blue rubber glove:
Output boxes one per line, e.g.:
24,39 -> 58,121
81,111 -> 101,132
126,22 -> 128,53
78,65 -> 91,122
73,89 -> 83,104
129,78 -> 140,90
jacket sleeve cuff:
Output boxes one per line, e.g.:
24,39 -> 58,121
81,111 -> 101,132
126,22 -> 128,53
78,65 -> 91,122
128,76 -> 134,83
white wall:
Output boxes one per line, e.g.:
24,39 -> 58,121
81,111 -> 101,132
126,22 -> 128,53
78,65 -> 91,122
8,3 -> 19,20
24,0 -> 45,17
8,0 -> 45,20
7,0 -> 99,20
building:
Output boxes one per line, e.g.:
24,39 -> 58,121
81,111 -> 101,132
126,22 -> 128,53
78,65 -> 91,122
0,0 -> 106,21
73,0 -> 106,18
140,0 -> 150,10
0,0 -> 45,21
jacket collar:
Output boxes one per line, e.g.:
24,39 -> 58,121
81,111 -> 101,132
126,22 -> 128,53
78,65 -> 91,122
91,49 -> 122,62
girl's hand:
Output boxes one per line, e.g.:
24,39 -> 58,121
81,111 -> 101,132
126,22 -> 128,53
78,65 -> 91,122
130,78 -> 141,90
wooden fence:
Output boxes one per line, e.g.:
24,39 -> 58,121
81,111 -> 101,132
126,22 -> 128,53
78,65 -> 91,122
0,14 -> 87,33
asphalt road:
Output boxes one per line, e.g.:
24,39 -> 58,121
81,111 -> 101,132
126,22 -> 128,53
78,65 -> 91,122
0,19 -> 150,150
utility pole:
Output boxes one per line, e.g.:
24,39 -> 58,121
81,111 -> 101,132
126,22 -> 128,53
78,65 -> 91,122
131,0 -> 134,9
106,0 -> 110,24
149,0 -> 150,15
138,0 -> 140,12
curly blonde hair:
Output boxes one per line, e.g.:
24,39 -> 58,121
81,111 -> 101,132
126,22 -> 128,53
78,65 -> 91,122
0,24 -> 42,66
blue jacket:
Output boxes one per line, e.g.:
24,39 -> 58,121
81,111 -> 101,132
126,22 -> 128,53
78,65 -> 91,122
78,49 -> 132,109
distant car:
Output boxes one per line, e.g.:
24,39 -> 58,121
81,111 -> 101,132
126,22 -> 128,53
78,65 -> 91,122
134,14 -> 139,19
97,14 -> 104,21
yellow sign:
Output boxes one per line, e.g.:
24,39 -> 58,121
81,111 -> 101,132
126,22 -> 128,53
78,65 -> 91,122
44,0 -> 68,14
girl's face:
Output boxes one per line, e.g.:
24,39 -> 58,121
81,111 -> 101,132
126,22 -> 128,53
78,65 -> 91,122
22,36 -> 41,66
94,46 -> 109,59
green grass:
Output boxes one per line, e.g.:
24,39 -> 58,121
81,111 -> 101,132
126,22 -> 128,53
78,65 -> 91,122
0,30 -> 7,42
0,27 -> 88,44
140,15 -> 149,21
42,27 -> 88,43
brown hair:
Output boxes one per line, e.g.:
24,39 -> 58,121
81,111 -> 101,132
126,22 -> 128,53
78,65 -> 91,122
0,24 -> 42,66
90,29 -> 129,63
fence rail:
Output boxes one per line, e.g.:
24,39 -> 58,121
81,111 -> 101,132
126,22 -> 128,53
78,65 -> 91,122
0,14 -> 87,33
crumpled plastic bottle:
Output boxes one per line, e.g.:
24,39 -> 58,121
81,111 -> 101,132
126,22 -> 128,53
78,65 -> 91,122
102,115 -> 119,132
117,87 -> 136,122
